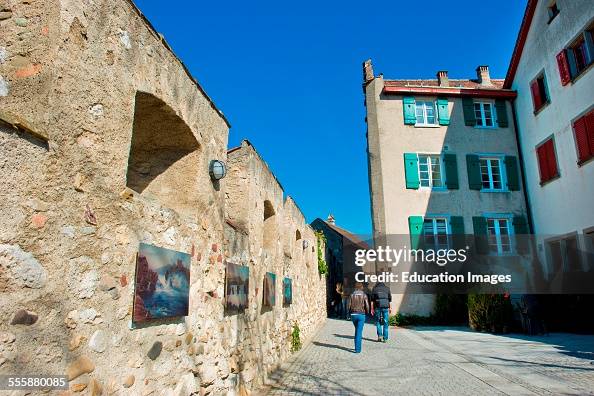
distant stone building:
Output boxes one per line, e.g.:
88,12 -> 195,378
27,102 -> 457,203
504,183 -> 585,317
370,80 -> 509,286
504,0 -> 594,276
311,215 -> 371,311
0,0 -> 325,394
363,60 -> 530,316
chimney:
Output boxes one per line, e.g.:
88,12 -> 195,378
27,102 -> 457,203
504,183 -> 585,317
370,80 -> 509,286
363,59 -> 374,84
476,65 -> 492,86
327,214 -> 335,225
437,70 -> 449,87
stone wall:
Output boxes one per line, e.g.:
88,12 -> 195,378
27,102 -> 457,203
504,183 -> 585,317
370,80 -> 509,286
0,0 -> 326,394
225,141 -> 327,371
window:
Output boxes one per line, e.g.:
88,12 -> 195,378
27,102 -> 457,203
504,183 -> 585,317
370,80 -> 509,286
415,101 -> 437,125
530,73 -> 550,112
571,37 -> 590,75
418,154 -> 444,188
536,137 -> 559,184
573,109 -> 594,164
423,217 -> 449,249
547,1 -> 559,23
479,157 -> 503,190
474,102 -> 495,128
557,24 -> 594,83
487,217 -> 513,255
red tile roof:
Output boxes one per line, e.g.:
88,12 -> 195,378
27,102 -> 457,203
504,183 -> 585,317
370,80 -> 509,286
384,79 -> 505,89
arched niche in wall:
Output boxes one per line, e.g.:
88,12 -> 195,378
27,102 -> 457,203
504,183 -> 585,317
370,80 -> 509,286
126,91 -> 201,217
263,200 -> 276,252
295,229 -> 301,241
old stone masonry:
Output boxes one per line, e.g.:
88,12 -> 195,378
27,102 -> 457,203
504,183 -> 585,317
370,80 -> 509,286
0,0 -> 325,394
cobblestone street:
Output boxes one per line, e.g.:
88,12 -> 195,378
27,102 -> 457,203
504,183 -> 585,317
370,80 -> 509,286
263,319 -> 594,395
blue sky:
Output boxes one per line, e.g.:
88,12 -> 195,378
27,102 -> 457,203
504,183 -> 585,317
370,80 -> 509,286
134,0 -> 526,235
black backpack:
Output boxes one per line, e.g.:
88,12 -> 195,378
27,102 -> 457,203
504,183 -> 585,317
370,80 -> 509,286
374,285 -> 391,309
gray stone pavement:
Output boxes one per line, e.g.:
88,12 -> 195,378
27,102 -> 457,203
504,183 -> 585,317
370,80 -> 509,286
262,319 -> 594,396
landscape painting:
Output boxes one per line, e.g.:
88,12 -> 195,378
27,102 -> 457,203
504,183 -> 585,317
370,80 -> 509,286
283,277 -> 292,305
263,272 -> 276,307
133,243 -> 191,323
225,262 -> 249,311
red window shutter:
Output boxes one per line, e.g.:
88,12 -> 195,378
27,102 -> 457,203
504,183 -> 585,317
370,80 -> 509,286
587,111 -> 594,158
537,144 -> 549,182
545,139 -> 558,178
574,115 -> 590,163
556,50 -> 571,86
530,80 -> 542,111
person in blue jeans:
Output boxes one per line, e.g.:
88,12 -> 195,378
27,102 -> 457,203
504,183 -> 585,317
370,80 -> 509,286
371,281 -> 392,342
348,282 -> 370,353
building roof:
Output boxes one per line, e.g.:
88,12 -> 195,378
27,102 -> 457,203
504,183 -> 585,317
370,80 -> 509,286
385,79 -> 505,89
503,0 -> 538,88
312,218 -> 371,250
382,79 -> 516,99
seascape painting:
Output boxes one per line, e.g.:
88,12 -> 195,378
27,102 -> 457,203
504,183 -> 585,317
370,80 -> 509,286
133,243 -> 191,323
225,262 -> 249,311
283,277 -> 292,305
263,272 -> 276,307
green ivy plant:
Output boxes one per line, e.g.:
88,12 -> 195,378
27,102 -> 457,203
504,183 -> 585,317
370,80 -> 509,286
290,322 -> 301,352
315,230 -> 328,275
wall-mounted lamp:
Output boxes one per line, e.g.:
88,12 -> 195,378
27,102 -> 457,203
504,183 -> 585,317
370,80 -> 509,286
209,160 -> 227,181
303,240 -> 309,249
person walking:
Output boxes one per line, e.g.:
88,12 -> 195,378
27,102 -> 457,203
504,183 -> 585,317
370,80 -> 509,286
371,281 -> 392,342
348,282 -> 370,353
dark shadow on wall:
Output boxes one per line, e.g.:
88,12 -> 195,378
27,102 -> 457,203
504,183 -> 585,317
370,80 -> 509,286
126,91 -> 201,216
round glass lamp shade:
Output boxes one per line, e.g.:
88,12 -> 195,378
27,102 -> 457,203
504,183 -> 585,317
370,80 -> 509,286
209,160 -> 227,181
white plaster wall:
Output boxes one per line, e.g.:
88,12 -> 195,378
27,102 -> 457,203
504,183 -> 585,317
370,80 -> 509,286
511,0 -> 594,241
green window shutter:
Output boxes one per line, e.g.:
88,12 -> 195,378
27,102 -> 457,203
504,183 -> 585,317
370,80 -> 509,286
403,97 -> 416,125
466,154 -> 482,190
408,216 -> 424,250
404,153 -> 419,189
504,155 -> 520,191
437,98 -> 450,125
513,215 -> 530,254
450,216 -> 465,234
450,216 -> 465,248
472,216 -> 489,254
443,153 -> 458,189
495,99 -> 508,128
462,97 -> 476,126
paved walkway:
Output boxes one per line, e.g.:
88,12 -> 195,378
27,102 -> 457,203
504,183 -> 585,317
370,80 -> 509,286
263,319 -> 594,395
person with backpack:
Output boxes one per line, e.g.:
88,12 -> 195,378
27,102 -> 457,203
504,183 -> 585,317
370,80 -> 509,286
347,282 -> 370,353
371,282 -> 392,342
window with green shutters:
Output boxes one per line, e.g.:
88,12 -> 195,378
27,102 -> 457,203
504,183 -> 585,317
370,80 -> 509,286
462,97 -> 476,126
466,154 -> 519,192
437,98 -> 450,125
405,153 -> 457,190
504,156 -> 520,191
450,216 -> 465,248
466,154 -> 482,190
463,97 -> 508,129
513,215 -> 530,254
408,216 -> 424,249
495,99 -> 509,127
404,153 -> 420,189
403,97 -> 416,125
443,154 -> 458,189
472,216 -> 489,254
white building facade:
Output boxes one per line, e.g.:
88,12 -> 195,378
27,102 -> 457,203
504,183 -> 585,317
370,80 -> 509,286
505,0 -> 594,277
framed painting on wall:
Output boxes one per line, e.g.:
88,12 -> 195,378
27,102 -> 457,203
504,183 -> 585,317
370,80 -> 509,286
132,243 -> 191,323
263,272 -> 276,307
225,262 -> 249,311
283,277 -> 292,305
